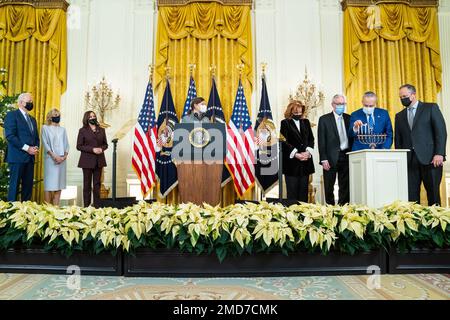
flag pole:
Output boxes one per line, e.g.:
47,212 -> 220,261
149,64 -> 155,84
260,62 -> 268,124
188,63 -> 196,77
188,63 -> 196,117
237,63 -> 245,130
210,64 -> 217,123
164,66 -> 171,121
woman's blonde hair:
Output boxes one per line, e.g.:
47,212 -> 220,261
45,108 -> 60,125
284,100 -> 305,119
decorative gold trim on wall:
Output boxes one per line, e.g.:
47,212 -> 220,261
341,0 -> 439,11
0,0 -> 69,10
157,0 -> 252,7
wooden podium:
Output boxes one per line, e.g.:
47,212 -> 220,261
173,123 -> 226,206
177,162 -> 223,205
348,149 -> 409,208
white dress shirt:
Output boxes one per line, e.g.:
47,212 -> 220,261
289,119 -> 314,159
408,100 -> 419,117
19,108 -> 32,152
334,111 -> 349,150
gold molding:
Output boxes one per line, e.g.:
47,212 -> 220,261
0,0 -> 69,10
158,0 -> 252,7
341,0 -> 439,10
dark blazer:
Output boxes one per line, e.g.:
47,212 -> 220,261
349,108 -> 393,150
4,109 -> 40,163
280,118 -> 315,177
395,102 -> 447,165
318,112 -> 352,167
77,126 -> 108,168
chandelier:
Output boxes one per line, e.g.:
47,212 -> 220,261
289,68 -> 324,119
84,76 -> 120,128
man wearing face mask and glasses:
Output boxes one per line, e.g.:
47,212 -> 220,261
3,92 -> 40,201
348,91 -> 393,151
318,94 -> 352,205
394,84 -> 447,206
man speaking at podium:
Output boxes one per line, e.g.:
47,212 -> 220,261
395,84 -> 447,206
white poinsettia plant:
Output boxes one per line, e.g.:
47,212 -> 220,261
0,200 -> 448,261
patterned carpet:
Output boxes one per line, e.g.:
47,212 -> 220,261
0,273 -> 448,300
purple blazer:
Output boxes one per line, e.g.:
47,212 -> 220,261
76,126 -> 108,168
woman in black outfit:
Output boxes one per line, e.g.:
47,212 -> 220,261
280,100 -> 315,202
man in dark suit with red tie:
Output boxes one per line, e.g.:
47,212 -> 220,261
318,94 -> 353,205
4,93 -> 40,201
395,84 -> 447,206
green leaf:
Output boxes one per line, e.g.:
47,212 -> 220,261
215,246 -> 227,262
431,232 -> 444,247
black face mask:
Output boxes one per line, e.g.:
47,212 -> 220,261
51,116 -> 61,123
401,97 -> 412,107
88,118 -> 98,125
292,115 -> 302,121
194,112 -> 206,121
25,102 -> 34,111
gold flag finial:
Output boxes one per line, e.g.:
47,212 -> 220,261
210,64 -> 217,78
261,62 -> 268,78
188,63 -> 196,76
164,66 -> 171,81
237,63 -> 245,78
148,65 -> 155,83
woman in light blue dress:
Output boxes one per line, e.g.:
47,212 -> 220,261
41,108 -> 69,205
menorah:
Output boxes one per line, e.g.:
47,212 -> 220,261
357,124 -> 387,149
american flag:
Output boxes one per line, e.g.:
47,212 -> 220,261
225,79 -> 256,197
131,81 -> 157,197
182,76 -> 197,118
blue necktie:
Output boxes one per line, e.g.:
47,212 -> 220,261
368,114 -> 374,130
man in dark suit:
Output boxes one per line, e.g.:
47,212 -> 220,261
318,94 -> 353,205
395,84 -> 447,206
4,93 -> 40,201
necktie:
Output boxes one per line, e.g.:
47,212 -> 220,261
338,116 -> 348,150
408,107 -> 414,130
368,114 -> 374,130
25,113 -> 34,133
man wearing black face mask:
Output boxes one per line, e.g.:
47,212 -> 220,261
3,92 -> 40,201
395,84 -> 447,206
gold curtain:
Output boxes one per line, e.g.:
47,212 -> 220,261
344,4 -> 441,117
343,2 -> 443,204
0,4 -> 68,202
154,2 -> 254,205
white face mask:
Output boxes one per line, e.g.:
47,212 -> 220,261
198,103 -> 207,113
363,106 -> 375,115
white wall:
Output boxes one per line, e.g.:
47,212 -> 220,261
253,0 -> 343,200
61,0 -> 155,204
61,0 -> 450,205
439,0 -> 450,161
